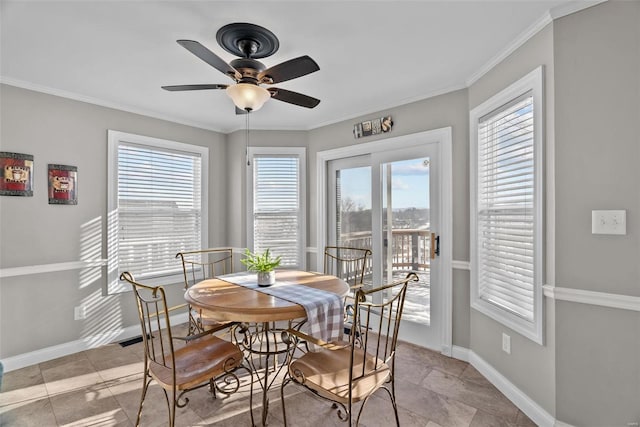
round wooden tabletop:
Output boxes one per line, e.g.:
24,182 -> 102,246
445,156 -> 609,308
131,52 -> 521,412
184,270 -> 350,323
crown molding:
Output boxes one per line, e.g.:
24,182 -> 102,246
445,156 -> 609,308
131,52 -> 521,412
0,77 -> 226,133
466,11 -> 553,87
466,1 -> 607,87
308,83 -> 467,131
549,0 -> 607,20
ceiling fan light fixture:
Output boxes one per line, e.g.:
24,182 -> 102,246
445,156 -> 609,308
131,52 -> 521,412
226,83 -> 270,112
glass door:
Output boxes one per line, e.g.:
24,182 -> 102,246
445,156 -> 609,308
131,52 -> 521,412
372,144 -> 440,349
328,144 -> 441,350
327,155 -> 373,287
381,157 -> 431,322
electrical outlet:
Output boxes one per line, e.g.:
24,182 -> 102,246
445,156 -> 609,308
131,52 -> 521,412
502,333 -> 511,354
74,305 -> 86,320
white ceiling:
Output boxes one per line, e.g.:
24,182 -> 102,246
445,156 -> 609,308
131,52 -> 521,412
1,1 -> 594,133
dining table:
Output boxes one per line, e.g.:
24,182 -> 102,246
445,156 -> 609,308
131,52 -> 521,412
184,269 -> 349,426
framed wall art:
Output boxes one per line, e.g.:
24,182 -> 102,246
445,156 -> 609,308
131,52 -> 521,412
0,152 -> 34,196
48,164 -> 77,205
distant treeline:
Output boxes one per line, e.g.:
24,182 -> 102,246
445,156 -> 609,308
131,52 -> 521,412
340,207 -> 430,233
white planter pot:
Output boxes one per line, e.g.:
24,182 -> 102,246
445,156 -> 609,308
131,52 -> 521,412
257,270 -> 276,287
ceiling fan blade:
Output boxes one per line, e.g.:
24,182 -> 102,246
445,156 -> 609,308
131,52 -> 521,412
162,84 -> 228,91
268,87 -> 320,108
176,40 -> 241,80
258,56 -> 319,84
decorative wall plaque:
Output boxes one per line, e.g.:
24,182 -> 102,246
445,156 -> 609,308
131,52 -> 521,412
353,115 -> 393,139
0,152 -> 34,196
48,164 -> 77,205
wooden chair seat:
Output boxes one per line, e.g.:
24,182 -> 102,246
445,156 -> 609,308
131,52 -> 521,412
289,345 -> 389,403
150,335 -> 244,391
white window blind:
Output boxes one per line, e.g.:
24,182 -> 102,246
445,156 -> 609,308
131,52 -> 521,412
470,66 -> 543,343
477,93 -> 534,320
253,156 -> 301,267
248,147 -> 306,269
108,131 -> 208,293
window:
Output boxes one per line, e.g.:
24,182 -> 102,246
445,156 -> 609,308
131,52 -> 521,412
247,147 -> 306,269
107,131 -> 208,293
470,67 -> 544,343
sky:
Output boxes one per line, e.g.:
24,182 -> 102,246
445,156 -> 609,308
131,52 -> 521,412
339,157 -> 430,210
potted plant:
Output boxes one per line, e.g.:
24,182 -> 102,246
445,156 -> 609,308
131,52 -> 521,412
241,248 -> 282,286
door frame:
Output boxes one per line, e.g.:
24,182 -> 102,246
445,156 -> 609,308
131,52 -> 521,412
316,127 -> 453,356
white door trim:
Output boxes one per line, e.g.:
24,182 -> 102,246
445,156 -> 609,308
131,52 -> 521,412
316,127 -> 453,355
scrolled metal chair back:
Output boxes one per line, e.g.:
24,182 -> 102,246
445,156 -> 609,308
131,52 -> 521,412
176,247 -> 234,290
350,272 -> 417,381
120,271 -> 176,375
323,246 -> 372,287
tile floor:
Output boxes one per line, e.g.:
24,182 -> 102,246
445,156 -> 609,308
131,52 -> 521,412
0,330 -> 537,426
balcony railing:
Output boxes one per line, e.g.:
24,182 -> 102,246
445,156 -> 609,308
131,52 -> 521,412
338,228 -> 431,273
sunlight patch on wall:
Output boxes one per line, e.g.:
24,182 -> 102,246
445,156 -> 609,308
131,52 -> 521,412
79,216 -> 103,289
78,215 -> 125,347
80,289 -> 125,348
107,209 -> 126,294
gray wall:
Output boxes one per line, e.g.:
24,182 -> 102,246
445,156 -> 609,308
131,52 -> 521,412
0,85 -> 225,357
468,24 -> 557,415
553,1 -> 640,425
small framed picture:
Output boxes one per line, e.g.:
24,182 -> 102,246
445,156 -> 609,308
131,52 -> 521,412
0,152 -> 34,196
48,164 -> 77,205
371,118 -> 382,135
381,116 -> 393,132
353,123 -> 363,139
362,120 -> 372,137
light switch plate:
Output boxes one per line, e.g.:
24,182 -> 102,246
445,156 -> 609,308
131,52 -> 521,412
592,210 -> 626,235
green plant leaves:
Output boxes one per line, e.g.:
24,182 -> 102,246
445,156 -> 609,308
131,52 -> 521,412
240,248 -> 282,272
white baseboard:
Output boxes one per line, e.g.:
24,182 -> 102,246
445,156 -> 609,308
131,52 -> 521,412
451,345 -> 470,362
1,312 -> 188,372
467,350 -> 556,427
450,345 -> 557,427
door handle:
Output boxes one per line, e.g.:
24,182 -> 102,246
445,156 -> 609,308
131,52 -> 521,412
430,233 -> 440,259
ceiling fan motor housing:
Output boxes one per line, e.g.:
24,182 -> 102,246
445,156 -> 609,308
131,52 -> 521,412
230,58 -> 266,84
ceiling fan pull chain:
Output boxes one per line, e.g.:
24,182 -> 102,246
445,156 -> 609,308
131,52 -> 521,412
246,112 -> 251,166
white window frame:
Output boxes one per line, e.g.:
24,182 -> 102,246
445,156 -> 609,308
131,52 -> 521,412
107,130 -> 208,294
246,146 -> 306,270
469,66 -> 544,344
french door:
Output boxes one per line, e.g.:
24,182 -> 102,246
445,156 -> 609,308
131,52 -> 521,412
327,144 -> 442,350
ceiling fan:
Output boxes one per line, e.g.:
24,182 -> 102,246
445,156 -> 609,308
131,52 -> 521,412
162,22 -> 320,113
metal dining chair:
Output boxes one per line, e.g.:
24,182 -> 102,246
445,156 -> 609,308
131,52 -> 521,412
323,246 -> 372,335
280,272 -> 418,426
176,248 -> 237,335
120,272 -> 254,427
